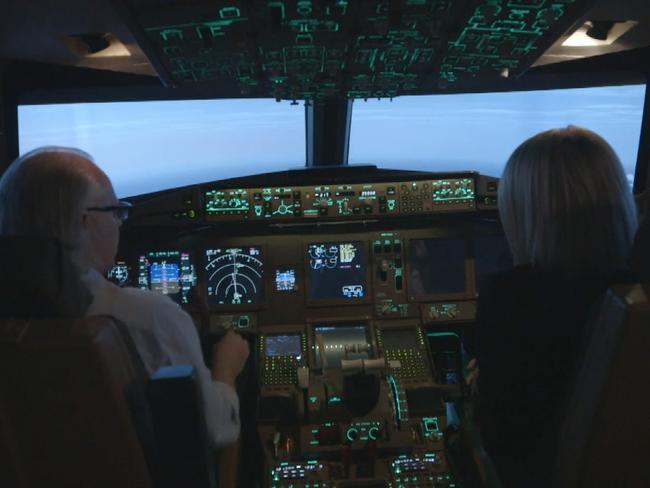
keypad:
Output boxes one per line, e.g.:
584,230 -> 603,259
263,355 -> 298,385
385,348 -> 429,379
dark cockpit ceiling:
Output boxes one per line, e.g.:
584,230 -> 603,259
1,0 -> 650,98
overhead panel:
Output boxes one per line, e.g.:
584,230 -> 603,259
122,0 -> 593,100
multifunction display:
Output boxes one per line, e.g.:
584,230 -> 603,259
138,251 -> 197,304
264,335 -> 302,357
307,241 -> 366,301
205,247 -> 265,305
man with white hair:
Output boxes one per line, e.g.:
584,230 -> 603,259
0,146 -> 249,447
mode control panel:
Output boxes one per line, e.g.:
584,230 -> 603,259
204,177 -> 476,222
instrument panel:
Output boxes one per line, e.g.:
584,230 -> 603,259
116,171 -> 505,486
110,229 -> 511,320
205,247 -> 265,305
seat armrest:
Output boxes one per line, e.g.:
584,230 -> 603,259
147,366 -> 215,488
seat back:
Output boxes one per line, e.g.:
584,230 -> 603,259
0,235 -> 92,319
0,236 -> 214,487
148,366 -> 215,488
554,284 -> 650,488
0,316 -> 152,488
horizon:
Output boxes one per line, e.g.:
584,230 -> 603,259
18,84 -> 645,197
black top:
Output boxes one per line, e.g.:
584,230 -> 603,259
475,266 -> 629,486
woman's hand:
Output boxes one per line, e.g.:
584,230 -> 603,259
466,358 -> 479,386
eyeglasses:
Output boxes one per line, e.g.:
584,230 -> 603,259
86,200 -> 132,222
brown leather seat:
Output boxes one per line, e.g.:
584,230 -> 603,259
0,236 -> 152,487
0,236 -> 215,488
0,235 -> 92,319
0,315 -> 152,488
554,284 -> 650,488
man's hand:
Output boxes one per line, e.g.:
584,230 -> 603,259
212,330 -> 250,387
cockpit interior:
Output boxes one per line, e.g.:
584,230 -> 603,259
2,1 -> 650,487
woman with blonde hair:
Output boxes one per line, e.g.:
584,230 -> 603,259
474,126 -> 637,487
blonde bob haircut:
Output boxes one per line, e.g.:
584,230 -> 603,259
498,126 -> 638,278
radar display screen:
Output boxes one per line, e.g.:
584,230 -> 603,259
381,328 -> 420,349
265,335 -> 302,357
408,239 -> 466,297
275,268 -> 297,292
205,247 -> 264,305
474,235 -> 513,291
107,260 -> 130,287
138,251 -> 197,304
313,324 -> 370,368
307,241 -> 366,301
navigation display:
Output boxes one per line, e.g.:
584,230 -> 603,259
265,335 -> 302,357
138,251 -> 197,304
205,247 -> 264,305
408,239 -> 466,296
474,235 -> 513,291
307,241 -> 366,300
313,324 -> 371,368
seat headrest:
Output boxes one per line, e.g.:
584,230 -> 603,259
0,235 -> 92,318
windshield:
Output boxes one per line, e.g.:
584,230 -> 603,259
349,84 -> 646,185
18,98 -> 306,197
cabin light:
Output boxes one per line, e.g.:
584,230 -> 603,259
562,20 -> 637,47
63,32 -> 132,58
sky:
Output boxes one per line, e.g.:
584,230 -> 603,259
350,84 -> 646,183
18,99 -> 306,197
18,84 -> 645,197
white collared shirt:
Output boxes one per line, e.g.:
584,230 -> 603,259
82,268 -> 240,447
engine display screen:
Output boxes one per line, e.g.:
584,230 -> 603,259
307,241 -> 366,301
275,268 -> 297,292
265,335 -> 302,357
408,239 -> 466,296
313,324 -> 370,368
138,251 -> 197,304
380,328 -> 420,349
205,247 -> 264,305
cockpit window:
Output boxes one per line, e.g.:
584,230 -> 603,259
349,84 -> 646,185
18,99 -> 306,197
